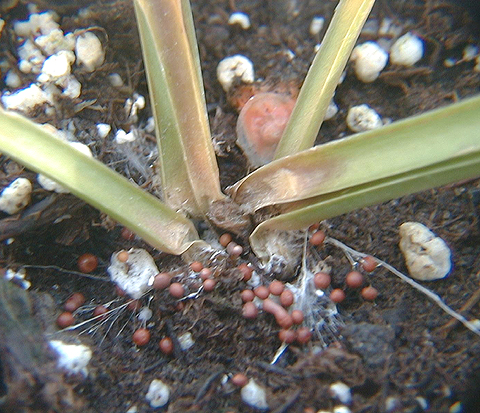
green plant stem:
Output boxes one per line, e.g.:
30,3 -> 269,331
0,108 -> 202,255
273,0 -> 376,160
134,0 -> 224,217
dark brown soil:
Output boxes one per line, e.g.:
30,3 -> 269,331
1,1 -> 480,412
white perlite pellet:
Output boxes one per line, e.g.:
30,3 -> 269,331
241,379 -> 268,410
49,340 -> 92,377
399,222 -> 452,281
107,249 -> 159,299
351,41 -> 389,83
390,32 -> 424,66
0,178 -> 32,215
346,104 -> 383,132
217,55 -> 254,91
146,379 -> 170,408
75,32 -> 105,72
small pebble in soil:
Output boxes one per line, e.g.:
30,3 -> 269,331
309,16 -> 325,36
217,54 -> 254,92
241,379 -> 268,410
0,177 -> 32,214
132,328 -> 150,346
329,381 -> 352,405
351,41 -> 389,83
77,253 -> 98,273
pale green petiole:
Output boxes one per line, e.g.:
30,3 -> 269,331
134,0 -> 225,217
273,0 -> 376,159
0,108 -> 202,255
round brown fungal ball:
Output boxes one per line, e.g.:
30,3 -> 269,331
219,233 -> 233,248
254,285 -> 269,300
361,286 -> 379,301
203,278 -> 216,292
263,298 -> 293,329
291,309 -> 304,325
153,273 -> 172,290
117,250 -> 129,263
330,288 -> 346,303
57,311 -> 75,328
241,289 -> 255,302
361,255 -> 378,272
199,267 -> 212,280
190,261 -> 203,272
279,289 -> 294,307
242,302 -> 258,319
64,292 -> 85,312
346,271 -> 364,288
269,280 -> 284,296
159,337 -> 174,355
169,282 -> 185,298
77,253 -> 98,273
121,227 -> 136,241
93,305 -> 108,317
237,263 -> 253,281
227,242 -> 243,258
278,329 -> 297,343
132,328 -> 150,346
314,272 -> 331,289
309,230 -> 326,246
296,327 -> 312,344
231,373 -> 248,387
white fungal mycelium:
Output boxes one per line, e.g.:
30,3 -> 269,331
0,178 -> 32,215
178,332 -> 195,351
49,340 -> 92,377
75,31 -> 105,72
241,379 -> 268,410
390,32 -> 424,67
217,55 -> 254,92
399,222 -> 452,281
351,41 -> 389,83
96,123 -> 111,138
346,104 -> 383,132
228,12 -> 251,30
107,248 -> 159,299
145,379 -> 170,408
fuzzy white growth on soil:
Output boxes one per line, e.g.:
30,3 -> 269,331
309,16 -> 325,36
115,129 -> 136,144
390,32 -> 424,66
399,222 -> 452,281
0,178 -> 32,214
49,340 -> 92,377
1,84 -> 53,112
178,332 -> 195,351
329,382 -> 352,405
241,379 -> 268,410
145,379 -> 170,408
217,55 -> 254,92
228,12 -> 251,30
351,41 -> 389,83
107,248 -> 159,299
75,32 -> 105,72
37,141 -> 92,193
333,406 -> 352,413
346,104 -> 383,132
108,73 -> 124,87
138,307 -> 153,322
